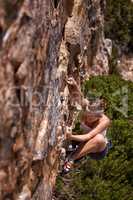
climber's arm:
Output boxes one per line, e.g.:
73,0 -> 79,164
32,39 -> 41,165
67,77 -> 90,109
67,114 -> 111,142
67,77 -> 83,97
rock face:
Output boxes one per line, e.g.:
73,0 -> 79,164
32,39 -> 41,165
117,54 -> 133,82
64,0 -> 110,79
0,1 -> 69,199
0,0 -> 110,199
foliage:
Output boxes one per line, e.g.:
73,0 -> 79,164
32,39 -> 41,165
83,75 -> 133,119
55,75 -> 133,200
105,0 -> 133,50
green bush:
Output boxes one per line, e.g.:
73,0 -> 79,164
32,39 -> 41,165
56,75 -> 133,200
105,0 -> 133,49
83,75 -> 133,119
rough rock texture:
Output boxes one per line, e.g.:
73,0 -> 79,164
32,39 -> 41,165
64,0 -> 111,79
0,0 -> 111,199
0,0 -> 70,199
117,54 -> 133,82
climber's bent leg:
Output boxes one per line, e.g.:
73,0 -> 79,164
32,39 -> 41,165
70,134 -> 107,161
62,134 -> 107,175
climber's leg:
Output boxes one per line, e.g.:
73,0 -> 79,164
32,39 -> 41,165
62,134 -> 107,175
62,134 -> 108,174
70,134 -> 107,161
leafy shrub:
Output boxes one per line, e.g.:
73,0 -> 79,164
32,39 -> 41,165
56,75 -> 133,200
83,75 -> 133,119
105,0 -> 133,50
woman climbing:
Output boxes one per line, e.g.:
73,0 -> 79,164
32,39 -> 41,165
62,77 -> 112,174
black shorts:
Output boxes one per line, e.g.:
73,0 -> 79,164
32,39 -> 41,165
89,140 -> 112,160
89,145 -> 108,160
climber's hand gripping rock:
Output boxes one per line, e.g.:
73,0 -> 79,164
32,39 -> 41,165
65,126 -> 73,140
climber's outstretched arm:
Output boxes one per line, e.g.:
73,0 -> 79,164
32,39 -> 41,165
67,77 -> 90,108
67,114 -> 111,142
67,77 -> 83,97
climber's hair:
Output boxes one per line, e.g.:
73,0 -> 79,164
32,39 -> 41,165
79,98 -> 104,123
80,110 -> 102,123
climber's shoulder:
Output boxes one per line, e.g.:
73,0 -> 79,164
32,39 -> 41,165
99,113 -> 111,125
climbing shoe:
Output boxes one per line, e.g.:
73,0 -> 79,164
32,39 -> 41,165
61,160 -> 74,175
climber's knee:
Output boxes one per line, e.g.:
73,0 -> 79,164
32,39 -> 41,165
93,134 -> 106,152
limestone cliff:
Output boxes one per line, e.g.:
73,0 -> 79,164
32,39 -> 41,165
117,54 -> 133,82
64,0 -> 111,78
0,0 -> 111,199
